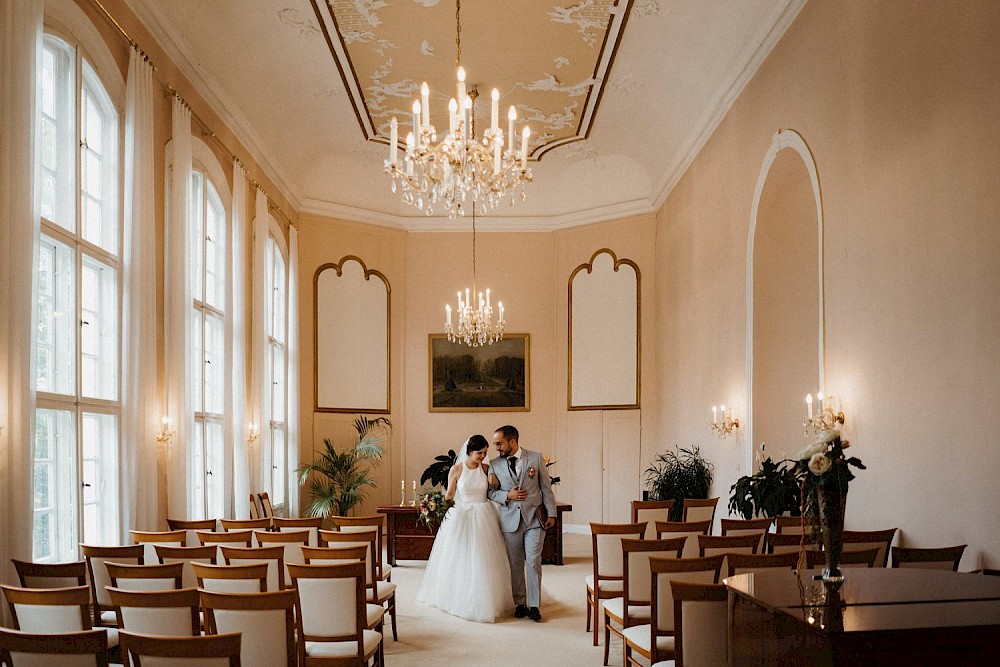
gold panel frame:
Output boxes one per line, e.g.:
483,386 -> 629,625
568,248 -> 641,410
428,334 -> 530,412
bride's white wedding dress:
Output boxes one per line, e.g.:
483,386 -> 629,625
416,462 -> 514,622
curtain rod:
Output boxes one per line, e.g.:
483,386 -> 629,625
88,0 -> 297,230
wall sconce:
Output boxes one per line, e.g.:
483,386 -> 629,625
803,392 -> 845,435
247,423 -> 259,448
156,416 -> 175,450
711,404 -> 740,439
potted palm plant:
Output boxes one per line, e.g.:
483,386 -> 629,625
644,446 -> 714,521
298,416 -> 391,517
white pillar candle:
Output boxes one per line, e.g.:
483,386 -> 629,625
486,288 -> 491,310
817,391 -> 825,412
457,67 -> 466,110
401,479 -> 405,492
712,406 -> 718,425
491,88 -> 499,135
508,107 -> 516,152
448,98 -> 458,137
463,96 -> 472,143
498,302 -> 504,321
446,304 -> 452,326
721,405 -> 727,422
421,82 -> 430,128
412,100 -> 421,140
806,393 -> 813,419
521,126 -> 530,169
389,117 -> 398,165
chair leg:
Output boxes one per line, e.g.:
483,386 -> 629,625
602,612 -> 611,665
592,597 -> 600,646
388,597 -> 398,641
586,590 -> 592,632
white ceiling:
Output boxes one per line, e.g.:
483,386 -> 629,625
125,0 -> 805,230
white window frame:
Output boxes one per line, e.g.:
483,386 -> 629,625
265,219 -> 289,511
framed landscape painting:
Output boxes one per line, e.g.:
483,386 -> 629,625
428,334 -> 529,412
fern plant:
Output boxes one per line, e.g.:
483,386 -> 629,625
297,416 -> 391,517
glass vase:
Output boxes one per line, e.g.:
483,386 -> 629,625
817,482 -> 847,590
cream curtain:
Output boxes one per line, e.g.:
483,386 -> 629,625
121,48 -> 158,532
165,99 -> 193,519
250,188 -> 269,495
0,0 -> 42,588
286,224 -> 301,516
231,162 -> 250,518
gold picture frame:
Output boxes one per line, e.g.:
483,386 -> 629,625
428,334 -> 529,412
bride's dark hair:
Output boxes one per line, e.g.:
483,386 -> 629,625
465,434 -> 489,455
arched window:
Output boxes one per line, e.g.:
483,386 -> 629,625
33,30 -> 122,561
265,224 -> 288,509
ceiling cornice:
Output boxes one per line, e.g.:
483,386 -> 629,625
651,0 -> 807,212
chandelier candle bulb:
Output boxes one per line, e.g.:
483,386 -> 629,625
446,304 -> 452,326
508,107 -> 516,152
817,391 -> 825,412
806,393 -> 813,419
448,98 -> 458,136
412,100 -> 421,139
421,82 -> 430,127
521,126 -> 530,169
712,405 -> 718,425
491,88 -> 499,134
486,288 -> 491,310
457,66 -> 466,109
389,117 -> 398,165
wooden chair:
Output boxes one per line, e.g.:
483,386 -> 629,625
329,515 -> 390,580
805,547 -> 880,569
680,497 -> 720,527
587,522 -> 647,646
197,530 -> 254,562
631,500 -> 675,539
250,493 -> 263,520
621,555 -> 725,667
288,562 -> 383,667
108,587 -> 201,637
82,543 -> 145,628
155,544 -> 219,589
106,562 -> 184,591
841,528 -> 898,568
130,530 -> 186,565
774,515 -> 818,535
720,517 -> 773,552
697,533 -> 759,577
200,589 -> 299,667
192,562 -> 269,593
166,518 -> 218,550
891,545 -> 967,571
12,559 -> 87,588
601,537 -> 686,666
726,551 -> 800,578
257,492 -> 275,519
119,631 -> 241,667
671,581 -> 728,667
319,528 -> 398,642
220,518 -> 271,533
254,529 -> 310,583
0,628 -> 109,666
765,532 -> 818,555
3,585 -> 91,632
654,520 -> 712,558
221,545 -> 287,591
302,545 -> 369,565
272,516 -> 323,547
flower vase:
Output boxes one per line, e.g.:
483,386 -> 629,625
817,482 -> 847,590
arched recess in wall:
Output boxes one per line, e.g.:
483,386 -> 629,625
746,129 -> 825,467
568,248 -> 640,410
314,256 -> 391,413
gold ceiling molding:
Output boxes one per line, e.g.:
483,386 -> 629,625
311,0 -> 634,160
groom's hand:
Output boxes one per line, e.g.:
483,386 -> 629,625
488,473 -> 500,488
507,486 -> 527,501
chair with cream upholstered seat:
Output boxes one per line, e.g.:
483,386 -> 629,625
301,545 -> 368,565
272,517 -> 323,548
654,520 -> 712,558
587,522 -> 647,646
630,500 -> 675,539
805,547 -> 880,569
774,515 -> 819,535
725,551 -> 800,578
254,529 -> 310,583
166,519 -> 219,551
765,532 -> 819,555
155,544 -> 219,589
220,545 -> 286,591
221,518 -> 271,534
3,584 -> 92,632
197,530 -> 254,562
257,492 -> 275,520
0,628 -> 109,667
841,528 -> 897,568
12,559 -> 88,589
321,528 -> 398,642
601,537 -> 686,666
680,498 -> 720,528
192,562 -> 269,593
119,631 -> 242,667
891,544 -> 967,571
82,543 -> 145,628
200,589 -> 298,667
108,587 -> 201,637
697,533 -> 760,578
130,530 -> 186,566
719,517 -> 773,553
329,515 -> 391,581
669,581 -> 728,667
106,562 -> 184,591
621,555 -> 725,667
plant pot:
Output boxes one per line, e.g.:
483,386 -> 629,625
817,482 -> 847,590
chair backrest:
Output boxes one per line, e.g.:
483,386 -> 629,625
250,493 -> 263,520
130,530 -> 187,565
590,522 -> 647,583
220,519 -> 271,533
12,560 -> 87,589
317,529 -> 379,590
200,589 -> 298,667
0,628 -> 108,667
765,532 -> 818,555
220,545 -> 286,591
671,581 -> 728,667
192,562 -> 269,593
257,493 -> 274,519
81,544 -> 146,625
630,501 -> 675,539
106,562 -> 184,591
254,529 -> 310,583
197,531 -> 254,562
654,521 -> 712,558
329,515 -> 388,576
726,551 -> 800,578
774,515 -> 818,535
155,545 -> 218,589
271,517 -> 323,548
166,519 -> 218,550
697,533 -> 759,576
2,585 -> 91,632
119,631 -> 241,667
108,587 -> 201,637
805,547 -> 880,570
647,556 -> 725,665
891,545 -> 967,571
287,562 -> 366,644
719,517 -> 773,552
620,537 -> 687,620
301,545 -> 368,565
842,528 -> 898,568
681,498 -> 719,526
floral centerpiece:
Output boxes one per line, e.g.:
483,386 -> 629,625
793,429 -> 865,587
417,489 -> 454,532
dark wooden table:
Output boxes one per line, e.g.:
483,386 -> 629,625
726,568 -> 1000,666
378,502 -> 572,566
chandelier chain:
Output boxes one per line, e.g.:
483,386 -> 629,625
455,0 -> 462,69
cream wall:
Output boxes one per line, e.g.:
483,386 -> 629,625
655,0 -> 1000,568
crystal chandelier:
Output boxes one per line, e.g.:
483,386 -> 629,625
444,209 -> 505,347
384,0 -> 533,219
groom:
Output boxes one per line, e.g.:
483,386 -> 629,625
488,425 -> 556,622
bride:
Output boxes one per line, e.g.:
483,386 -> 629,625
416,434 -> 514,622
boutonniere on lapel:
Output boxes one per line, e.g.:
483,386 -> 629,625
527,467 -> 536,478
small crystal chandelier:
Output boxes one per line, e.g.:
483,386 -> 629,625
384,0 -> 533,219
444,209 -> 505,347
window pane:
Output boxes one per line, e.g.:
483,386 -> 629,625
36,235 -> 76,395
192,309 -> 203,412
206,420 -> 225,519
82,61 -> 118,254
81,412 -> 119,546
190,421 -> 205,520
204,313 -> 224,415
80,255 -> 118,400
34,409 -> 77,562
271,427 -> 286,508
204,185 -> 225,310
270,343 -> 286,423
190,171 -> 204,301
274,250 -> 286,344
40,36 -> 75,232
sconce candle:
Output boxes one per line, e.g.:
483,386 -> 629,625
712,405 -> 718,425
710,404 -> 739,439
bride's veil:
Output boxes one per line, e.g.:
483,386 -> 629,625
454,437 -> 472,467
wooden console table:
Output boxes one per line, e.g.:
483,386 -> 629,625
378,503 -> 572,566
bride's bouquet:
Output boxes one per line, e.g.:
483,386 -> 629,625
417,489 -> 454,532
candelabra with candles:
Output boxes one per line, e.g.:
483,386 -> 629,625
803,392 -> 845,435
156,416 -> 175,451
444,208 -> 505,347
710,404 -> 740,439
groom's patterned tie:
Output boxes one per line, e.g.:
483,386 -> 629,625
507,456 -> 517,481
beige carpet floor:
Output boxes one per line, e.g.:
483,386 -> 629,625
381,532 -> 633,667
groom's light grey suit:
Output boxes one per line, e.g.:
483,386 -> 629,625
488,448 -> 557,608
